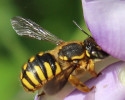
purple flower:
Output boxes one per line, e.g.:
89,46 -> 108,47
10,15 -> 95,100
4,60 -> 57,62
82,0 -> 125,61
35,0 -> 125,100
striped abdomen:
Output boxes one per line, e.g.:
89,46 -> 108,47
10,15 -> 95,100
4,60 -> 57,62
20,52 -> 62,92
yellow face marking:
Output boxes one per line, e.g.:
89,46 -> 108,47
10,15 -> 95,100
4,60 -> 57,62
22,78 -> 34,90
29,56 -> 35,62
34,65 -> 46,81
23,63 -> 28,70
86,50 -> 90,57
55,62 -> 61,75
71,53 -> 85,60
38,52 -> 44,56
26,71 -> 40,85
44,62 -> 54,78
59,56 -> 68,60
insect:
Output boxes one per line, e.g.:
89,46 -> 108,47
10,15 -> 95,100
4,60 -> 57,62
11,16 -> 108,96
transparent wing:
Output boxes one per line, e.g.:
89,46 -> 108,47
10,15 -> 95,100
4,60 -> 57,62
11,16 -> 64,45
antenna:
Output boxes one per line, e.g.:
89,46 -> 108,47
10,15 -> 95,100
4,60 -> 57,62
73,20 -> 91,37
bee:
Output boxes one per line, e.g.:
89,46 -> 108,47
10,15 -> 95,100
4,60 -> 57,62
11,16 -> 108,96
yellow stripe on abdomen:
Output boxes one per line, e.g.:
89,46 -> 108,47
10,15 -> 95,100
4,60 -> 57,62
55,62 -> 61,75
23,63 -> 28,70
22,78 -> 34,91
26,71 -> 40,86
44,62 -> 54,79
34,65 -> 46,81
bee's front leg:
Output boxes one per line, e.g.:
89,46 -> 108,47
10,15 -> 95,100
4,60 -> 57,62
87,59 -> 98,77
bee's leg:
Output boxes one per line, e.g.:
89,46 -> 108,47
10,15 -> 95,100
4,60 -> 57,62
68,75 -> 94,92
87,59 -> 98,77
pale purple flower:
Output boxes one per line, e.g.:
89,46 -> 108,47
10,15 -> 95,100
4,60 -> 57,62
82,0 -> 125,61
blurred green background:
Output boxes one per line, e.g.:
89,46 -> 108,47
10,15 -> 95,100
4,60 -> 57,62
0,0 -> 89,100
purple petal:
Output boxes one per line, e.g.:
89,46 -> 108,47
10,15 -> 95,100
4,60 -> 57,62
34,95 -> 39,100
64,61 -> 125,100
82,0 -> 125,61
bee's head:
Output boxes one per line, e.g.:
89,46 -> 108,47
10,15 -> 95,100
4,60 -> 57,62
84,37 -> 109,59
72,21 -> 108,60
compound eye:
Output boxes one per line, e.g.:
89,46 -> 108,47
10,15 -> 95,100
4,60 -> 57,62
91,51 -> 98,58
